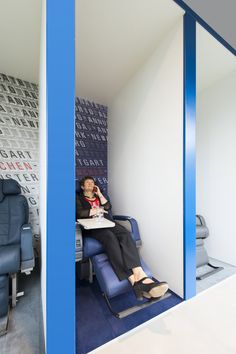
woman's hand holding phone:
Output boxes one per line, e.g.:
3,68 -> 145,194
93,185 -> 101,196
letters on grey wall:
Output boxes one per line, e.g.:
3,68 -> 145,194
0,76 -> 108,247
0,73 -> 39,243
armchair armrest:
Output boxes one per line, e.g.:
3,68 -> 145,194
76,223 -> 83,262
112,215 -> 142,246
20,224 -> 35,274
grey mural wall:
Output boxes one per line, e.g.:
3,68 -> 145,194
75,97 -> 108,193
0,73 -> 39,244
0,75 -> 107,249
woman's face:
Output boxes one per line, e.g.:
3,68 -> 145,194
82,179 -> 95,192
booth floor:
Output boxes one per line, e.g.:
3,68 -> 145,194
90,274 -> 236,354
76,277 -> 182,354
197,257 -> 236,293
0,259 -> 44,354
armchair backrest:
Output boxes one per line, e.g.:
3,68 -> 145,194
196,214 -> 209,239
0,179 -> 29,246
196,215 -> 206,226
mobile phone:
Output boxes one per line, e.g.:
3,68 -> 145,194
93,186 -> 98,193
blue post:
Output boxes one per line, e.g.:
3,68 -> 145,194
46,0 -> 75,352
183,13 -> 196,300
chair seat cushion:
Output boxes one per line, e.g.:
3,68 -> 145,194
83,237 -> 104,258
196,244 -> 208,267
92,253 -> 152,299
0,275 -> 8,289
0,245 -> 20,275
196,225 -> 209,239
0,275 -> 9,317
196,238 -> 204,247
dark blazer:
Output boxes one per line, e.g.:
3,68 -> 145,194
76,192 -> 112,220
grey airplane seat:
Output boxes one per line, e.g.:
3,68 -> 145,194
0,179 -> 35,335
196,215 -> 223,280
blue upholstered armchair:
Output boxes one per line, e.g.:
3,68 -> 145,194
76,185 -> 170,318
0,179 -> 35,335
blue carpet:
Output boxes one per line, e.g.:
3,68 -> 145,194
76,278 -> 183,354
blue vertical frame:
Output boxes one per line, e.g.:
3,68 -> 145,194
46,0 -> 75,353
183,13 -> 196,300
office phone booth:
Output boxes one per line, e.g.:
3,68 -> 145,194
40,1 -> 236,353
75,2 -> 192,353
42,2 -> 192,353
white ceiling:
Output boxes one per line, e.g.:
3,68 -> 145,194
0,1 -> 235,102
76,0 -> 184,105
0,0 -> 42,84
76,0 -> 236,104
197,23 -> 236,93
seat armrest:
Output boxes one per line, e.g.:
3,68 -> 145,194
20,224 -> 35,273
112,215 -> 141,246
112,215 -> 132,221
76,223 -> 83,262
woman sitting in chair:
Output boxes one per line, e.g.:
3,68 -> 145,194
76,175 -> 168,300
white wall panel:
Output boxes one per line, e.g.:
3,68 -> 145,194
197,70 -> 236,267
108,20 -> 184,297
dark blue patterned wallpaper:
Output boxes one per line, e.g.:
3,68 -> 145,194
75,97 -> 108,193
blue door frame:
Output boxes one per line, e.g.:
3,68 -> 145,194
45,2 -> 235,352
181,8 -> 235,300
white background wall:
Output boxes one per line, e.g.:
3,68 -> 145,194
196,70 -> 236,267
108,19 -> 184,297
39,0 -> 46,344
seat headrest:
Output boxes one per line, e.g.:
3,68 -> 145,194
76,180 -> 82,194
0,179 -> 21,201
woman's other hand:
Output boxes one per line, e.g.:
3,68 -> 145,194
89,207 -> 98,217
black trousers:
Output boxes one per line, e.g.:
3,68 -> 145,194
83,222 -> 141,281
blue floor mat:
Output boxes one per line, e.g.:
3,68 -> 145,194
76,278 -> 183,354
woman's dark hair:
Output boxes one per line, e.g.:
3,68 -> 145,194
79,176 -> 95,187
